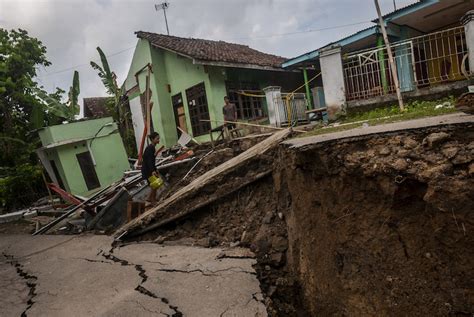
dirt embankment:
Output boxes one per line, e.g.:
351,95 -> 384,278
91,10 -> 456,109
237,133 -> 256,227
136,123 -> 473,316
277,123 -> 474,316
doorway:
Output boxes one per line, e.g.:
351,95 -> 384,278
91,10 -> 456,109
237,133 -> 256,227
172,93 -> 187,137
185,82 -> 211,136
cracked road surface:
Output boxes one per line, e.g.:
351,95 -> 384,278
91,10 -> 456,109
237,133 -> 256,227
0,234 -> 267,317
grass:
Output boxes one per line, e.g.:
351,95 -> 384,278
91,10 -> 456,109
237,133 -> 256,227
300,96 -> 459,137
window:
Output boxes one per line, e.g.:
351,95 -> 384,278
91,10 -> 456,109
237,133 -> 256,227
76,151 -> 100,190
226,82 -> 264,120
185,82 -> 211,136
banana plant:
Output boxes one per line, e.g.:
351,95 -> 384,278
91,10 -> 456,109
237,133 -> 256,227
32,71 -> 80,126
90,47 -> 120,106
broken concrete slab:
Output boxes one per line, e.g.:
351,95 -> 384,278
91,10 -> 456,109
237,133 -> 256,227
0,234 -> 267,317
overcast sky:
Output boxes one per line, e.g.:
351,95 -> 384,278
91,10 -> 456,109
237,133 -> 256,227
1,0 -> 417,109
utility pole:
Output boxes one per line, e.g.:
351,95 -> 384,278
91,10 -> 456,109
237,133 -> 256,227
393,0 -> 397,11
155,2 -> 170,35
374,0 -> 404,111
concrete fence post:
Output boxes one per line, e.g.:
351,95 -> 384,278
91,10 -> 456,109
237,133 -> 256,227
461,10 -> 474,75
320,46 -> 346,119
263,86 -> 282,127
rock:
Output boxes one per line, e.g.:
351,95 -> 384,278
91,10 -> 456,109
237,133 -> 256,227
195,237 -> 210,248
422,132 -> 450,148
277,212 -> 284,220
272,236 -> 288,252
182,220 -> 193,232
154,236 -> 166,244
418,163 -> 453,180
269,252 -> 285,267
230,241 -> 240,248
262,211 -> 274,224
403,137 -> 418,149
469,163 -> 474,175
441,147 -> 459,159
379,147 -> 391,156
265,265 -> 271,271
451,151 -> 472,165
392,158 -> 408,171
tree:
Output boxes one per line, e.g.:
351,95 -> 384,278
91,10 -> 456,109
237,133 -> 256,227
0,28 -> 79,211
90,47 -> 137,157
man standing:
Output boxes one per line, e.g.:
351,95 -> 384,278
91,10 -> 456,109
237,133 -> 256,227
223,96 -> 237,129
141,132 -> 161,205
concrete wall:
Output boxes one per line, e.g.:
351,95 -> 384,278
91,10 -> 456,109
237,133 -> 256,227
320,47 -> 346,119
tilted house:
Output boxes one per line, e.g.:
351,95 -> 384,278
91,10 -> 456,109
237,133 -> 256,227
283,0 -> 474,118
123,32 -> 303,148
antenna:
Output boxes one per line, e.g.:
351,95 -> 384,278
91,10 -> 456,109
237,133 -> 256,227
155,2 -> 170,36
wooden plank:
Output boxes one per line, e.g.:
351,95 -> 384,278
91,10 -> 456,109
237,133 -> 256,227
115,128 -> 291,238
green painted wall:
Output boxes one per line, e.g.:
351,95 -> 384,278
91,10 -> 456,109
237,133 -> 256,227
39,118 -> 130,197
124,39 -> 305,147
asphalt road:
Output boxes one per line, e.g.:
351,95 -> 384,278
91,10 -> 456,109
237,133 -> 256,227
0,234 -> 267,317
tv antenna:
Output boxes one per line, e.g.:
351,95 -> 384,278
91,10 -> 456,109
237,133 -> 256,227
155,2 -> 170,35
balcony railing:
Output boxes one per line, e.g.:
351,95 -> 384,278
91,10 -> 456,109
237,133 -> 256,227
343,26 -> 469,101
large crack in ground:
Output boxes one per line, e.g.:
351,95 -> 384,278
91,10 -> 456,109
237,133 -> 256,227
1,252 -> 38,317
99,247 -> 183,317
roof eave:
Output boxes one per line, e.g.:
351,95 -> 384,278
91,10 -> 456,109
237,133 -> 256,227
371,0 -> 439,23
192,59 -> 292,72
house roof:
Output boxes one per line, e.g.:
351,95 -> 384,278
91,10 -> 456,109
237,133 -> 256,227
83,97 -> 111,118
282,0 -> 468,69
136,31 -> 286,70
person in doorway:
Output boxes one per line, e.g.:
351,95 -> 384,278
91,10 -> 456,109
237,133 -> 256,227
141,132 -> 161,205
223,96 -> 237,129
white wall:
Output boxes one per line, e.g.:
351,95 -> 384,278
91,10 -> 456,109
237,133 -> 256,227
129,97 -> 145,152
320,47 -> 346,119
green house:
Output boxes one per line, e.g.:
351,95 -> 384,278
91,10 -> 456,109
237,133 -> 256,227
37,117 -> 130,197
123,32 -> 303,149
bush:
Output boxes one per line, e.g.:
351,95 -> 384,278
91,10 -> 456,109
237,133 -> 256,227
0,164 -> 46,213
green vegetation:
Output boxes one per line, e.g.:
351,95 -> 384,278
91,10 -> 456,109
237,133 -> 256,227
0,28 -> 79,211
91,47 -> 137,157
301,96 -> 458,138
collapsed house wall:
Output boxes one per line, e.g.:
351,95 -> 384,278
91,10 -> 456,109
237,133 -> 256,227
277,123 -> 474,316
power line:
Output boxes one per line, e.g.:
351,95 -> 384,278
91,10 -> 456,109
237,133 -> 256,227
226,20 -> 373,40
36,45 -> 135,79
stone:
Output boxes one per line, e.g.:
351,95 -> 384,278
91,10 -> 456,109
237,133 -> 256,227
452,151 -> 472,165
230,241 -> 240,248
392,158 -> 408,171
418,163 -> 453,180
272,236 -> 288,252
269,252 -> 285,267
441,147 -> 459,159
277,212 -> 284,220
403,137 -> 419,149
422,132 -> 450,148
469,163 -> 474,175
153,236 -> 165,244
262,211 -> 274,224
379,147 -> 391,156
195,237 -> 210,248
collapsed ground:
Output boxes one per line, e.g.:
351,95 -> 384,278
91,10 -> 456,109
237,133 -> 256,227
2,115 -> 473,316
118,119 -> 473,316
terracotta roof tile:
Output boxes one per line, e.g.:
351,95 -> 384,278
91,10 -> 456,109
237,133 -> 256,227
136,31 -> 286,69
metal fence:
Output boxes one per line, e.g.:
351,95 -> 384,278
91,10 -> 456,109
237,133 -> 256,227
272,93 -> 307,127
343,26 -> 469,101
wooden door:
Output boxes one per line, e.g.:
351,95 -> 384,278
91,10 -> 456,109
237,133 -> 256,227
185,82 -> 211,136
172,93 -> 187,137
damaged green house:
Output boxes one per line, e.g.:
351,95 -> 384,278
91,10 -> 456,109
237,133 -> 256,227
37,117 -> 130,197
123,31 -> 303,148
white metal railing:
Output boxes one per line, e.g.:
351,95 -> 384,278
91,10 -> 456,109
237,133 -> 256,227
343,26 -> 469,101
272,93 -> 307,127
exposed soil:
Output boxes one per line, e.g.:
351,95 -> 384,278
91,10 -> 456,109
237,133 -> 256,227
277,123 -> 474,316
134,122 -> 473,316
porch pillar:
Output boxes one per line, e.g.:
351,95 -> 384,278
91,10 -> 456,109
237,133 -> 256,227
320,46 -> 346,119
303,68 -> 313,109
461,10 -> 474,73
263,86 -> 282,127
